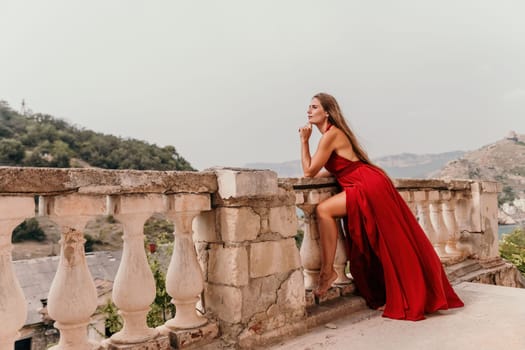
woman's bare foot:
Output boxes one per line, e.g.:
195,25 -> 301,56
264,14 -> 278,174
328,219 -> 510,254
376,305 -> 386,311
314,270 -> 338,297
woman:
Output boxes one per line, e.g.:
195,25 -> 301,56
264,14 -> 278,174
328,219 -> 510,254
298,92 -> 464,321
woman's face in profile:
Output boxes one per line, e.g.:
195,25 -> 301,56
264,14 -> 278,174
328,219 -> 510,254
307,98 -> 326,124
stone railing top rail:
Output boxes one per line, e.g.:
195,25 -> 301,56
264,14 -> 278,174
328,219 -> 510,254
280,176 -> 501,193
279,177 -> 338,190
0,167 -> 501,196
0,167 -> 217,195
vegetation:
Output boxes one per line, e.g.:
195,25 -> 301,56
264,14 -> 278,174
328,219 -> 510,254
84,234 -> 104,253
498,186 -> 516,206
12,218 -> 46,243
102,233 -> 175,335
0,101 -> 194,170
500,227 -> 525,274
146,239 -> 176,327
101,300 -> 123,336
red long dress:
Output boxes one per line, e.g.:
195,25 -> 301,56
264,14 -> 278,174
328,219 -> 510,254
324,151 -> 464,321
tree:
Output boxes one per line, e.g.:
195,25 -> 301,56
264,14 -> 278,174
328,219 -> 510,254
12,218 -> 46,242
0,139 -> 25,165
499,186 -> 516,206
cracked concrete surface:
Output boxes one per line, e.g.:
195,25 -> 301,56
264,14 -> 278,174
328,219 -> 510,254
269,282 -> 525,350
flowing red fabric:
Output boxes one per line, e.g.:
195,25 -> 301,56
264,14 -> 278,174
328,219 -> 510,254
324,152 -> 464,321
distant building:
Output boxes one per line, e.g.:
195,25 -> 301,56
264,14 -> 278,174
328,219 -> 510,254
506,131 -> 518,142
13,251 -> 122,350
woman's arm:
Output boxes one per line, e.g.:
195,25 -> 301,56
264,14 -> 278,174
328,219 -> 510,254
314,170 -> 332,178
299,125 -> 335,177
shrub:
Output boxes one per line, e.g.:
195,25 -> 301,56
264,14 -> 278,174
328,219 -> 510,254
12,218 -> 46,243
500,227 -> 525,274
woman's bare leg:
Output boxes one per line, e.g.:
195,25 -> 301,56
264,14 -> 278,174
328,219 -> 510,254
315,191 -> 347,296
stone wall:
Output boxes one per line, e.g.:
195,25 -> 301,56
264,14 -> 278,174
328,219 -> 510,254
197,168 -> 306,348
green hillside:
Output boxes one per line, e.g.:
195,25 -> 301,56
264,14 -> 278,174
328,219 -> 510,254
0,101 -> 194,170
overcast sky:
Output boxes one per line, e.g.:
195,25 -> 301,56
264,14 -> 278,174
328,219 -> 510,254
1,0 -> 524,170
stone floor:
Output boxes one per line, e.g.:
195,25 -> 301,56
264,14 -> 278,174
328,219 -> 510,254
269,282 -> 525,350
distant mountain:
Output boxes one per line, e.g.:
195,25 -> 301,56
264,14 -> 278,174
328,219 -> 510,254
375,151 -> 465,178
436,133 -> 525,203
246,151 -> 465,179
0,101 -> 194,170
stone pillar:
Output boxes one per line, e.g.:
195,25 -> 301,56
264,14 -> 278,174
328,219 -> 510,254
414,191 -> 440,253
44,194 -> 107,350
164,193 -> 211,329
455,192 -> 474,256
297,201 -> 320,290
0,196 -> 33,350
108,194 -> 165,345
47,228 -> 98,350
296,189 -> 332,290
441,191 -> 462,257
429,192 -> 450,259
205,168 -> 305,348
399,191 -> 417,217
469,181 -> 501,259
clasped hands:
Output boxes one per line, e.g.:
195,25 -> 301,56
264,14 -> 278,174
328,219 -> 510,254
298,123 -> 312,142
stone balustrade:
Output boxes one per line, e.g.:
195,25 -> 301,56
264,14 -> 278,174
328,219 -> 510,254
280,176 -> 503,299
0,167 -> 507,350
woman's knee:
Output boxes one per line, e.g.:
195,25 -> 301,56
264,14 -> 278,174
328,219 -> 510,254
316,192 -> 347,219
316,201 -> 332,219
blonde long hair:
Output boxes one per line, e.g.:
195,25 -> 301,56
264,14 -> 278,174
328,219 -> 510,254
313,92 -> 374,165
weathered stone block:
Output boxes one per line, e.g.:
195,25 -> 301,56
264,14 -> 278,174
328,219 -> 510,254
219,207 -> 260,242
52,193 -> 107,216
168,321 -> 219,349
214,168 -> 278,199
250,239 -> 301,278
481,181 -> 502,193
208,245 -> 249,286
193,211 -> 218,242
105,334 -> 170,350
295,192 -> 305,205
0,196 -> 34,220
242,275 -> 281,322
114,193 -> 165,214
194,242 -> 209,280
205,284 -> 242,323
167,193 -> 211,213
269,206 -> 298,237
276,270 -> 305,312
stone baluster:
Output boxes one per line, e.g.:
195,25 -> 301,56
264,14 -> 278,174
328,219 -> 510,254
428,192 -> 451,258
296,202 -> 320,290
295,189 -> 334,290
47,229 -> 98,350
0,196 -> 34,350
333,219 -> 351,284
399,191 -> 417,217
108,194 -> 165,344
42,194 -> 106,350
441,191 -> 462,257
454,192 -> 474,255
164,193 -> 211,329
414,191 -> 439,251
